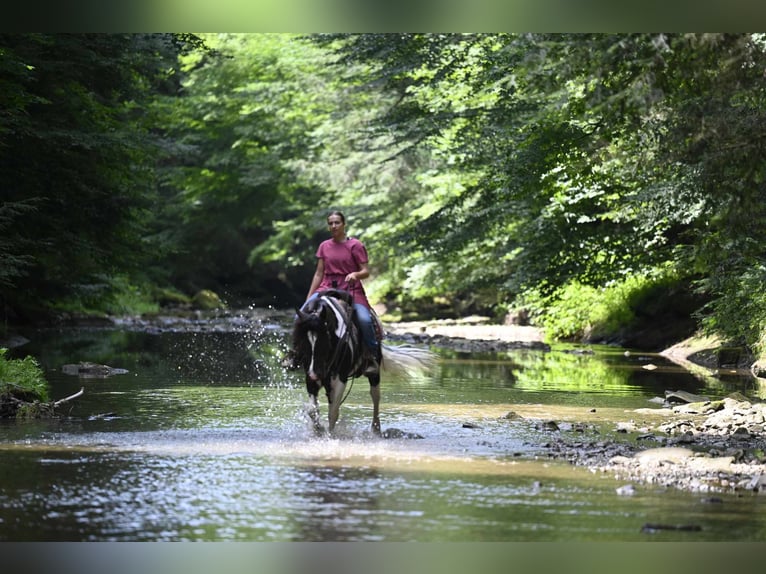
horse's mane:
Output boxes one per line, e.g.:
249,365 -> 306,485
292,290 -> 354,366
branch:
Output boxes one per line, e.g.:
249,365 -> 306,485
54,387 -> 84,407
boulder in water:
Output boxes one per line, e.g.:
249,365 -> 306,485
61,362 -> 129,378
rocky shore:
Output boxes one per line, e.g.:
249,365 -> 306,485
385,317 -> 766,495
530,394 -> 766,494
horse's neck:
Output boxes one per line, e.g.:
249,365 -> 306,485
320,297 -> 349,336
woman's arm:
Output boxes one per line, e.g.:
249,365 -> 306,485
345,261 -> 370,284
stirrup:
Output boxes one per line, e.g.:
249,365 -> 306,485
363,356 -> 379,376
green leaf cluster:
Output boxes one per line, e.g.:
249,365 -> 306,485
0,33 -> 194,320
308,33 -> 766,350
4,33 -> 766,355
0,347 -> 49,403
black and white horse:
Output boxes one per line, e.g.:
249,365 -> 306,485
292,288 -> 436,435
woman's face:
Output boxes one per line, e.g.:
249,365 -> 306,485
327,214 -> 345,239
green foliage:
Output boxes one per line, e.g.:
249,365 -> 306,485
150,33 -> 344,304
524,268 -> 680,342
0,199 -> 36,288
522,282 -> 603,342
0,347 -> 49,403
0,33 -> 192,320
317,33 -> 766,350
102,276 -> 160,316
5,32 -> 766,355
695,266 -> 766,351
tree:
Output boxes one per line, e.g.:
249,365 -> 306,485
316,33 -> 766,347
0,33 -> 193,321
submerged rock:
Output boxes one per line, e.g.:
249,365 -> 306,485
382,427 -> 424,440
62,362 -> 129,378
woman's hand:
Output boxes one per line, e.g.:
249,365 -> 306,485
346,263 -> 370,284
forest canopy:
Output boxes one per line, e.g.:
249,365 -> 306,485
3,33 -> 766,354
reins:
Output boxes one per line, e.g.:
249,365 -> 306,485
320,295 -> 357,405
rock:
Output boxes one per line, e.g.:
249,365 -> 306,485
636,433 -> 658,441
191,289 -> 225,310
725,391 -> 752,403
615,421 -> 637,433
0,334 -> 30,349
677,431 -> 695,444
745,474 -> 766,492
538,420 -> 560,431
61,362 -> 129,378
610,455 -> 632,465
634,447 -> 695,464
751,359 -> 766,379
673,402 -> 711,414
503,309 -> 529,326
382,428 -> 424,439
616,484 -> 636,496
664,390 -> 711,404
502,411 -> 523,420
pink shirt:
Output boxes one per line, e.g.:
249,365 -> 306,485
316,237 -> 370,307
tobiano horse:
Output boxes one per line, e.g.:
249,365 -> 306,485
292,288 -> 436,435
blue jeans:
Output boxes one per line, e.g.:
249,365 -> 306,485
352,302 -> 379,353
303,293 -> 378,354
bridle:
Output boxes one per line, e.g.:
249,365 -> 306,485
300,294 -> 358,404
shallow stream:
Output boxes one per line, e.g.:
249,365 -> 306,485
2,311 -> 765,541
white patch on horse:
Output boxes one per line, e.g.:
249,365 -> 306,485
307,331 -> 318,380
320,295 -> 346,339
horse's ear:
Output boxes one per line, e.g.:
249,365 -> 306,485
296,307 -> 310,321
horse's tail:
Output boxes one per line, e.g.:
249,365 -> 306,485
380,343 -> 438,376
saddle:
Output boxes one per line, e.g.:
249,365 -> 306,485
316,288 -> 383,344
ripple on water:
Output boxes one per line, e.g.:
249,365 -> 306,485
16,407 -> 541,477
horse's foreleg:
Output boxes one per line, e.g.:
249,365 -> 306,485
327,376 -> 345,432
306,393 -> 324,435
370,384 -> 381,435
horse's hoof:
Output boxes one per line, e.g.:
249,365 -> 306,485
371,420 -> 381,436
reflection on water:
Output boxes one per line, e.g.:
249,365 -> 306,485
1,321 -> 766,541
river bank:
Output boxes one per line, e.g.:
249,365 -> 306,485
387,317 -> 766,495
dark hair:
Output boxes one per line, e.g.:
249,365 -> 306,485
327,210 -> 345,223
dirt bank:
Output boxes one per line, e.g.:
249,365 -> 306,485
384,316 -> 550,352
384,316 -> 545,343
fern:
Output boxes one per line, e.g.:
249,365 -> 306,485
0,348 -> 49,402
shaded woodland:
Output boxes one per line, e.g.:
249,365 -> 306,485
3,33 -> 766,354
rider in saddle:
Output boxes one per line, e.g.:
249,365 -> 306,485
296,210 -> 380,375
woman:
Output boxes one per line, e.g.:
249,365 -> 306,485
304,210 -> 379,374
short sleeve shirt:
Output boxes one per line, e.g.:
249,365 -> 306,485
316,237 -> 370,307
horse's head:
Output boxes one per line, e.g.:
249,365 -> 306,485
292,297 -> 342,382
